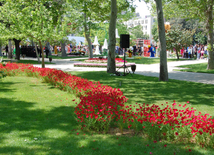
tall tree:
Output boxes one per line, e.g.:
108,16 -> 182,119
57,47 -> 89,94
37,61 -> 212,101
154,0 -> 168,81
166,26 -> 195,59
151,0 -> 214,69
0,0 -> 72,67
107,0 -> 117,73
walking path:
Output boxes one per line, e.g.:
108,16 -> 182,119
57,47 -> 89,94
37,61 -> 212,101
28,57 -> 214,85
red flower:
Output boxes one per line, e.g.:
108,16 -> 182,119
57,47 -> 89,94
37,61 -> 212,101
164,144 -> 167,147
175,132 -> 178,136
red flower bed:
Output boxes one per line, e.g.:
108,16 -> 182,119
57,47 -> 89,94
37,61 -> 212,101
85,58 -> 126,63
1,62 -> 214,147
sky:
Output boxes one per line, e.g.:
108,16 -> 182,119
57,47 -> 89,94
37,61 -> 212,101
133,1 -> 151,18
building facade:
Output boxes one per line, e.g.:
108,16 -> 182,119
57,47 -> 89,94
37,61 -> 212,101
123,15 -> 156,45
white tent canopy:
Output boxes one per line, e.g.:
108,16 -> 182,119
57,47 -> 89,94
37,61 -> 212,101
102,39 -> 108,50
93,36 -> 99,45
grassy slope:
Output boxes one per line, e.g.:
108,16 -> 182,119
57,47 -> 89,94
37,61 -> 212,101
175,63 -> 214,74
0,76 -> 213,154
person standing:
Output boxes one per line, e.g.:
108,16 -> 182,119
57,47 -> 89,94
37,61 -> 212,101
54,45 -> 58,55
45,46 -> 49,58
188,46 -> 192,58
70,44 -> 72,53
5,45 -> 8,56
197,45 -> 201,60
148,45 -> 155,57
180,47 -> 184,58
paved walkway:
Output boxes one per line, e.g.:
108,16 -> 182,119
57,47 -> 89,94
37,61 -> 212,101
28,57 -> 214,85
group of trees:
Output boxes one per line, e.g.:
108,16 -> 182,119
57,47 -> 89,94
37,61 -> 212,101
0,0 -> 73,67
150,0 -> 214,70
1,0 -> 214,81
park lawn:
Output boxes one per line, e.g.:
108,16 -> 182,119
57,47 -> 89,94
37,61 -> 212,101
0,76 -> 213,154
2,59 -> 54,65
49,55 -> 88,59
70,71 -> 214,116
49,55 -> 104,60
125,57 -> 195,64
73,57 -> 195,64
175,63 -> 214,74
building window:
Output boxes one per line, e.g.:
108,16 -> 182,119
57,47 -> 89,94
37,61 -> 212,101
145,20 -> 148,24
141,20 -> 144,24
135,21 -> 137,25
142,26 -> 143,30
145,26 -> 147,30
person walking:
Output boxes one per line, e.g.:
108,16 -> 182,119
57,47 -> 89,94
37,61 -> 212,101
188,46 -> 192,58
197,45 -> 201,60
45,46 -> 49,58
70,44 -> 72,53
54,45 -> 58,55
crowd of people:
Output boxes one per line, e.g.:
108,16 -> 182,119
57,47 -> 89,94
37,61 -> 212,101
115,44 -> 156,57
2,42 -> 208,59
180,44 -> 208,59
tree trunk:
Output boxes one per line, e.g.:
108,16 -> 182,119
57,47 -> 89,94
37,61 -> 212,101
61,41 -> 67,57
46,42 -> 52,56
0,45 -> 2,56
206,0 -> 214,69
85,34 -> 93,58
39,40 -> 45,68
33,42 -> 40,63
14,39 -> 21,60
84,13 -> 93,58
175,49 -> 179,59
8,39 -> 13,59
155,0 -> 168,81
107,0 -> 117,73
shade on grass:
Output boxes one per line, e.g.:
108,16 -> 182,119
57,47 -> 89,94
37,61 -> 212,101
70,71 -> 214,116
175,63 -> 214,74
0,76 -> 213,154
2,59 -> 54,65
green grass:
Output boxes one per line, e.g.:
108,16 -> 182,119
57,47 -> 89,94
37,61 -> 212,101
125,57 -> 195,64
49,55 -> 88,59
175,63 -> 214,74
70,71 -> 214,116
1,75 -> 214,154
2,59 -> 54,64
73,57 -> 195,64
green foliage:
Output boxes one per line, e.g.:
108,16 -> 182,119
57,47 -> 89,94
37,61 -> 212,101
152,19 -> 159,42
129,25 -> 149,39
0,71 -> 6,79
165,25 -> 195,59
0,0 -> 75,44
169,18 -> 207,45
194,32 -> 207,45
